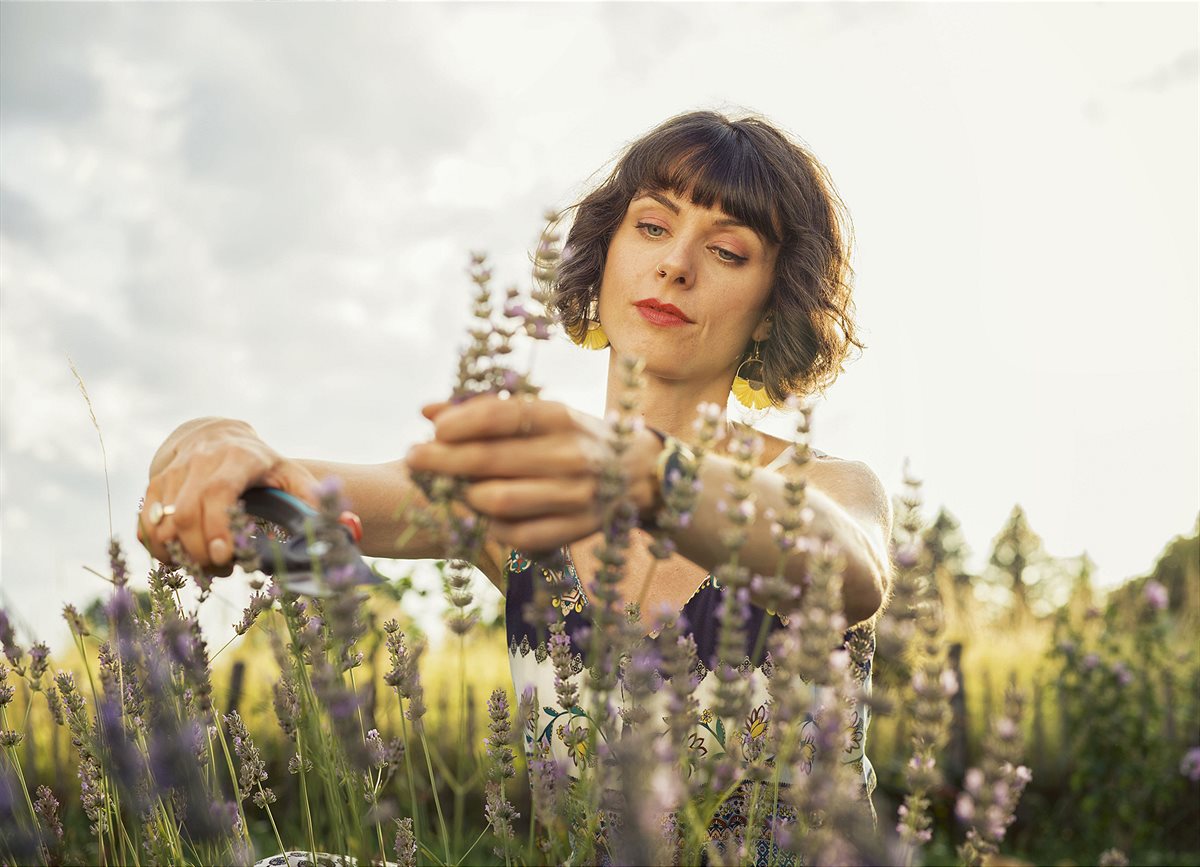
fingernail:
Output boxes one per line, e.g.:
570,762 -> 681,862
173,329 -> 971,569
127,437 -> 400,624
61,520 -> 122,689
208,538 -> 231,565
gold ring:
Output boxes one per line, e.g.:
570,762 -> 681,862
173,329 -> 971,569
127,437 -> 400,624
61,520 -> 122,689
147,502 -> 177,526
517,394 -> 535,436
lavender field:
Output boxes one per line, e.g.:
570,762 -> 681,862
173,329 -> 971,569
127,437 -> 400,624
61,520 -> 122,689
2,252 -> 1197,866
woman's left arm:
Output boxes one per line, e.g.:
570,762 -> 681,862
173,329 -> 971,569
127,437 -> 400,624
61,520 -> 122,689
679,450 -> 893,624
406,395 -> 893,625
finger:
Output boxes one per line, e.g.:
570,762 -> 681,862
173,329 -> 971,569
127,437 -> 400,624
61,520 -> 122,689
464,477 -> 598,520
488,513 -> 600,554
432,395 -> 577,443
207,562 -> 235,579
421,401 -> 453,421
142,473 -> 184,563
171,474 -> 242,566
263,462 -> 323,510
407,434 -> 601,479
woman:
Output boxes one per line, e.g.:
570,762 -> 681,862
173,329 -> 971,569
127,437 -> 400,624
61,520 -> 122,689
139,110 -> 893,861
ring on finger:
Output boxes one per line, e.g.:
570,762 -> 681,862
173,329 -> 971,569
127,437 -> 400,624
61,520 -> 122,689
147,502 -> 177,526
516,394 -> 535,436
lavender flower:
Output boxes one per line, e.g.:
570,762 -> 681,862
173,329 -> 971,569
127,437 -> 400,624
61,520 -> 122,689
1144,579 -> 1169,612
0,663 -> 13,708
486,689 -> 516,782
383,620 -> 426,727
234,591 -> 272,636
956,685 -> 1032,866
77,757 -> 109,835
34,785 -> 64,847
894,474 -> 955,862
225,711 -> 276,810
44,685 -> 64,727
159,614 -> 213,717
108,536 -> 129,587
393,816 -> 417,867
0,609 -> 21,666
365,728 -> 387,769
26,642 -> 50,692
62,604 -> 89,638
228,501 -> 262,573
1180,746 -> 1200,782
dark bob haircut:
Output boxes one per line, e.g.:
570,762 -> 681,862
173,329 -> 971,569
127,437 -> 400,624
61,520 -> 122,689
553,110 -> 864,403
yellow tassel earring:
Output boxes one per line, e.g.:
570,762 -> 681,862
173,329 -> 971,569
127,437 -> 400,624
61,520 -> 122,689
568,299 -> 609,350
732,341 -> 772,410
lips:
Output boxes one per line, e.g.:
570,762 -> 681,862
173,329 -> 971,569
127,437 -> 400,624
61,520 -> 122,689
634,298 -> 694,327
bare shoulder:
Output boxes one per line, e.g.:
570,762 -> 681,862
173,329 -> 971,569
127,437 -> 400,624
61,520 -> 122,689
823,456 -> 890,506
809,457 -> 894,558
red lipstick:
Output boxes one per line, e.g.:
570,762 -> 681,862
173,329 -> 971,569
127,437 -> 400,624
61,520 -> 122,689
634,298 -> 693,327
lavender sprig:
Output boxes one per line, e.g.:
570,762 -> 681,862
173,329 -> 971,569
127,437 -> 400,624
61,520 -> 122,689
34,785 -> 64,863
956,682 -> 1032,866
223,708 -> 282,842
484,689 -> 520,862
889,467 -> 957,862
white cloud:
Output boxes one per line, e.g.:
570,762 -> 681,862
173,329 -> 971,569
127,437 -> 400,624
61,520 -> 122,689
1,2 -> 1195,648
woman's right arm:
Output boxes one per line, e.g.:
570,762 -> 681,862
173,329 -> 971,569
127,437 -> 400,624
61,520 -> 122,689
138,417 -> 495,581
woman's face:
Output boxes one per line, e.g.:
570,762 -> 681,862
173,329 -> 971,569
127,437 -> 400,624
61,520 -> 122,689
596,190 -> 778,386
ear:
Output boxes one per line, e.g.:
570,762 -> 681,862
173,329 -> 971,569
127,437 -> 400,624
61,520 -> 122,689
751,310 -> 774,343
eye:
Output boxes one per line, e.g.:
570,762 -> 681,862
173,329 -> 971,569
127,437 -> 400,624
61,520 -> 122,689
712,246 -> 747,264
635,221 -> 667,238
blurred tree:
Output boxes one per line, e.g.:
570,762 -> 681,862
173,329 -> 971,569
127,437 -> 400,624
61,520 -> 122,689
922,507 -> 975,636
983,505 -> 1065,623
1064,551 -> 1098,624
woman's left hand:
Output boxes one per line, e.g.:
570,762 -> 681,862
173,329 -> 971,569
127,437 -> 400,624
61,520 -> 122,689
405,395 -> 660,551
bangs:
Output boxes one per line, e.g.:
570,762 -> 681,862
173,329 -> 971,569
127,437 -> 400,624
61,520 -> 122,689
619,122 -> 784,245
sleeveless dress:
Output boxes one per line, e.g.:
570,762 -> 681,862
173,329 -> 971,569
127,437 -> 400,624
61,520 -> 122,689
504,447 -> 877,863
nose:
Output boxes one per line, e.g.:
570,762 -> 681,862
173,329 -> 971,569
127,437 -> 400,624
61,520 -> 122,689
655,241 -> 694,289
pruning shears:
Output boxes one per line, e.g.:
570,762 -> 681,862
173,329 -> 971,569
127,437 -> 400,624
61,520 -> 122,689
241,486 -> 383,597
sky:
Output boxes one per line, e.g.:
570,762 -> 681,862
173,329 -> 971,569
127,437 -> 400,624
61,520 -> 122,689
1,2 -> 1196,651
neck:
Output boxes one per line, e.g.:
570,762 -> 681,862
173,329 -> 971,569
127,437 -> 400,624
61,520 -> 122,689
603,350 -> 737,440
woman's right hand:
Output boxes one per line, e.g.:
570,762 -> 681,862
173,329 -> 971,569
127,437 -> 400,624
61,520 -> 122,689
138,417 -> 321,571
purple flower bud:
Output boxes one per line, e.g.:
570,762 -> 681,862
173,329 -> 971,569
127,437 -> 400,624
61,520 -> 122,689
1111,662 -> 1133,687
1181,746 -> 1200,782
1144,579 -> 1169,611
1082,652 -> 1100,671
955,793 -> 975,822
316,475 -> 344,499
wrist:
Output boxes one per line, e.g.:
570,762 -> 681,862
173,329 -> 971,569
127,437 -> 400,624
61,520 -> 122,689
633,427 -> 668,524
638,428 -> 699,530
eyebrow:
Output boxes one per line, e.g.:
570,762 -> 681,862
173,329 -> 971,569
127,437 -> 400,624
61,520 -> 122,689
635,190 -> 751,231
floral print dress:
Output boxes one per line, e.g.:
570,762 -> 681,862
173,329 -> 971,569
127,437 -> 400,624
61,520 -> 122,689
505,447 -> 877,863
